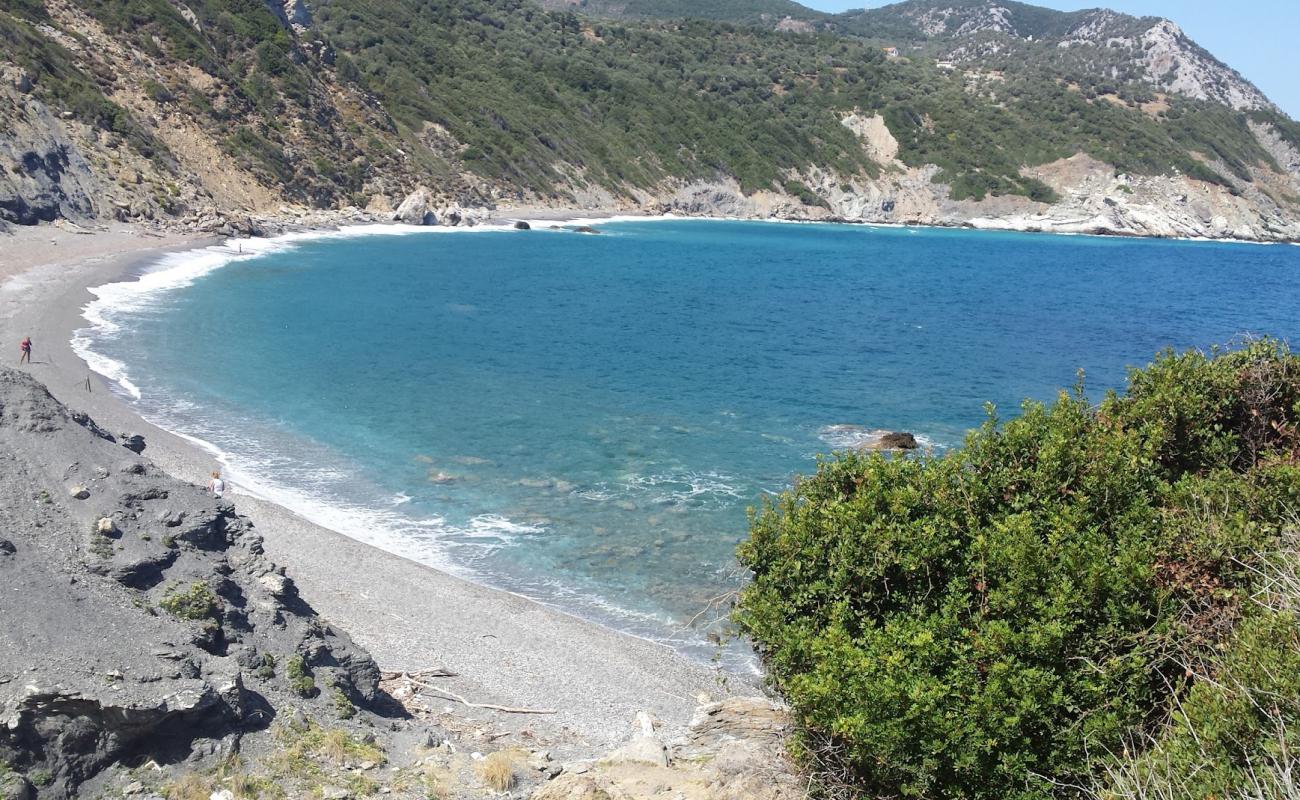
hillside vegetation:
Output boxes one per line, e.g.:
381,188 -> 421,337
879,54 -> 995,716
535,0 -> 826,24
737,340 -> 1300,800
2,0 -> 1299,235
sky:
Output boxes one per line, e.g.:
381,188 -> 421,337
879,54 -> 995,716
801,0 -> 1300,118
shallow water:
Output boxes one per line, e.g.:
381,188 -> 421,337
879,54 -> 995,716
77,219 -> 1300,667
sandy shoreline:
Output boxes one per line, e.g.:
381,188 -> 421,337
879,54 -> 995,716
0,219 -> 752,752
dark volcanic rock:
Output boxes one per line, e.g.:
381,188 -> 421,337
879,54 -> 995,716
514,220 -> 531,230
878,431 -> 919,450
120,433 -> 147,454
0,367 -> 391,798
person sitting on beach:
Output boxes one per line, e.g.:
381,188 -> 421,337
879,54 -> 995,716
208,471 -> 226,499
18,336 -> 32,365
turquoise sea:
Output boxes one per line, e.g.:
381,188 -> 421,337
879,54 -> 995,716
76,219 -> 1300,667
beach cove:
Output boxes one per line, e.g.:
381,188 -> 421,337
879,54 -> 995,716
0,220 -> 750,756
5,215 -> 1300,753
57,216 -> 1300,662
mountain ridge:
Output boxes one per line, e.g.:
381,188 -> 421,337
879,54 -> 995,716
1,0 -> 1299,241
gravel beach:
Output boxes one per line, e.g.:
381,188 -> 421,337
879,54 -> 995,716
0,221 -> 750,750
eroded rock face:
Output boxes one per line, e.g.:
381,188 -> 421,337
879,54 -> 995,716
263,0 -> 313,33
0,368 -> 384,798
0,100 -> 99,225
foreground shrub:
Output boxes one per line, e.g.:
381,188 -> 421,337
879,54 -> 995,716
736,340 -> 1300,800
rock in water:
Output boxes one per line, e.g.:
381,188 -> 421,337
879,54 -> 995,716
514,220 -> 531,230
574,225 -> 601,234
878,431 -> 918,450
393,187 -> 437,225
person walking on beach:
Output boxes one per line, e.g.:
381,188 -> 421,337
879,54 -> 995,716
18,336 -> 32,365
208,471 -> 226,499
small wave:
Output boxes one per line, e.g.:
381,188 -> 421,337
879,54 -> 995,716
620,471 -> 745,505
70,335 -> 142,399
465,514 -> 546,539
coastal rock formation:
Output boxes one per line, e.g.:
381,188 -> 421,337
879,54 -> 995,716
0,368 -> 383,798
820,424 -> 922,451
393,188 -> 439,225
877,431 -> 919,450
0,95 -> 100,225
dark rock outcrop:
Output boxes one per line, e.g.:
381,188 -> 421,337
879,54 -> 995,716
0,98 -> 100,226
0,368 -> 391,799
877,431 -> 918,450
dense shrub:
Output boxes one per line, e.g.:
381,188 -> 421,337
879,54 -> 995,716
736,341 -> 1300,800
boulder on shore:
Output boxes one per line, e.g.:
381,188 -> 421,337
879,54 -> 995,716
514,220 -> 531,230
393,187 -> 437,225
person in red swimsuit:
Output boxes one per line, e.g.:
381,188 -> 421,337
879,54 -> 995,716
18,336 -> 32,365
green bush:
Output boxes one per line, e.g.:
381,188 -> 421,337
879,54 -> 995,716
285,655 -> 317,698
333,688 -> 357,720
736,340 -> 1300,800
255,652 -> 277,680
27,769 -> 52,787
159,581 -> 221,622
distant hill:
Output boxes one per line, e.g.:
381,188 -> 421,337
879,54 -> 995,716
535,0 -> 826,26
2,0 -> 1299,241
834,0 -> 1275,111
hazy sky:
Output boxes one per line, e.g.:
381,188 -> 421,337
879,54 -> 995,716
801,1 -> 1299,118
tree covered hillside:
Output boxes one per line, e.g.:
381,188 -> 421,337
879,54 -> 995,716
2,0 -> 1299,224
535,0 -> 826,25
315,0 -> 1296,200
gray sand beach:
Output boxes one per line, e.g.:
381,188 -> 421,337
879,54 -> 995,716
0,222 -> 753,751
